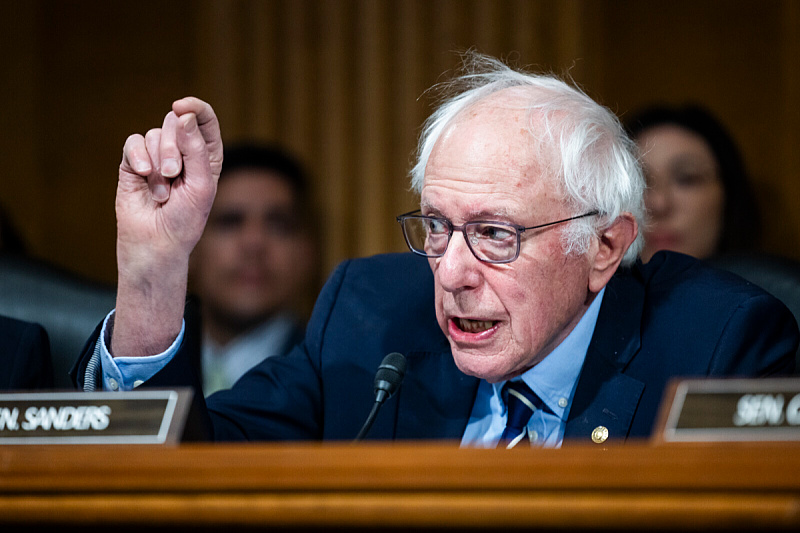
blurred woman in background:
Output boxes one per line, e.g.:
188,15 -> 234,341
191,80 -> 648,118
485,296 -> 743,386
625,105 -> 762,262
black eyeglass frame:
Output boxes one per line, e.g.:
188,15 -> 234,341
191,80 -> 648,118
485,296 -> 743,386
396,209 -> 600,264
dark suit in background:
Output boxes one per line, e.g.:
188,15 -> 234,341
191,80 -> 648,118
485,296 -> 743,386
1,314 -> 54,390
73,251 -> 797,444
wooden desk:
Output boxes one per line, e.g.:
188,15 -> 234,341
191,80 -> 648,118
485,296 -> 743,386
1,441 -> 799,531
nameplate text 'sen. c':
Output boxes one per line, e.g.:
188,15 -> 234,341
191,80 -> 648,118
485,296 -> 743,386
658,377 -> 800,443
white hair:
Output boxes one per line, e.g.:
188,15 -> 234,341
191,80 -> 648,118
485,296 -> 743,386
410,53 -> 645,265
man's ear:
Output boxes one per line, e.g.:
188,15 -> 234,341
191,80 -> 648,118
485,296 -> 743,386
588,213 -> 638,293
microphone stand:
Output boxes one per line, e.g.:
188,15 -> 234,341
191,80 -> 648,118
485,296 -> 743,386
353,353 -> 406,442
354,399 -> 383,442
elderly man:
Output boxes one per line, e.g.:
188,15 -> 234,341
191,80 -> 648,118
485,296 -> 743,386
73,55 -> 797,446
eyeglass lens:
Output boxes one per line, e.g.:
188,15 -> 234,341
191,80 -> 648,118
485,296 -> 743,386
401,217 -> 518,262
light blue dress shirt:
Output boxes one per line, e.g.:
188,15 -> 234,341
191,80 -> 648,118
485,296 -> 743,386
460,287 -> 605,448
96,288 -> 605,447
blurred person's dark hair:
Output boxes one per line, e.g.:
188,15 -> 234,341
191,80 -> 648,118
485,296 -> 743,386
625,104 -> 762,256
221,142 -> 315,227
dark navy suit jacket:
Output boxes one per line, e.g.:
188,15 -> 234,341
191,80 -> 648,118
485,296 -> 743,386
73,251 -> 798,444
1,315 -> 54,390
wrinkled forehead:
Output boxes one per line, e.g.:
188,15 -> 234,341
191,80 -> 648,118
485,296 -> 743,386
447,87 -> 543,137
424,88 -> 564,203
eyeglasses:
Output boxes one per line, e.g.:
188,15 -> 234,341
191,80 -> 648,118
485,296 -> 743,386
396,209 -> 599,264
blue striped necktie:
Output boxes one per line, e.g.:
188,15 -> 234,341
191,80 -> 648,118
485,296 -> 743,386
498,381 -> 547,449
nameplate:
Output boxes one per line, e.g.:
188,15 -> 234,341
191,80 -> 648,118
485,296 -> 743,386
657,378 -> 800,443
0,388 -> 193,445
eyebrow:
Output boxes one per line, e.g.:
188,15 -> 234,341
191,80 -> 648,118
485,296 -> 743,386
420,202 -> 517,222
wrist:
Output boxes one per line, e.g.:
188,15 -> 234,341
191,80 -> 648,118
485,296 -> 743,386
112,256 -> 189,358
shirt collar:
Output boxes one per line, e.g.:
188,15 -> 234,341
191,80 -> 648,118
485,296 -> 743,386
491,286 -> 605,419
201,313 -> 297,393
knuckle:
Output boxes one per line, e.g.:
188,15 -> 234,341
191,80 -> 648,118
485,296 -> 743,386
186,135 -> 206,154
124,133 -> 142,146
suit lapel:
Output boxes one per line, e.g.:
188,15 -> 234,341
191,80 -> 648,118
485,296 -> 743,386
394,348 -> 480,440
565,266 -> 646,444
564,351 -> 645,443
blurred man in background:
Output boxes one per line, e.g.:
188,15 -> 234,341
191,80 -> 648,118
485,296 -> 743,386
187,143 -> 319,396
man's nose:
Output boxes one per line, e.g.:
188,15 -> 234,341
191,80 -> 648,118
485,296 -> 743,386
435,231 -> 481,292
240,220 -> 270,248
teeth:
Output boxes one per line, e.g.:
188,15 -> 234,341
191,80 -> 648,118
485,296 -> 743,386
457,318 -> 495,333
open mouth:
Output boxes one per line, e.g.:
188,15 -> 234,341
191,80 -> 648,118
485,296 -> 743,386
454,318 -> 497,334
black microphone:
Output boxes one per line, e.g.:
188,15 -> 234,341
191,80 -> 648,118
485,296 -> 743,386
354,352 -> 407,442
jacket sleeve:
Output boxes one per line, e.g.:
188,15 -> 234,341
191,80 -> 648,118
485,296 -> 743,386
709,291 -> 798,376
69,259 -> 352,442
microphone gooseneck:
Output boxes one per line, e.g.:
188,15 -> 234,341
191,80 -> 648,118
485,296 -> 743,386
354,352 -> 407,442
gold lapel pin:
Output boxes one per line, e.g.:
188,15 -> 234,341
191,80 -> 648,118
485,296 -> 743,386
591,425 -> 609,444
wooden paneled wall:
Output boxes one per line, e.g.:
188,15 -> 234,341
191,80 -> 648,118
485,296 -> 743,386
2,0 -> 798,286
